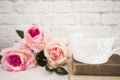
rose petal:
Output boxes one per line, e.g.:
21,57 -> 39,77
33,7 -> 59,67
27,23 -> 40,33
24,24 -> 52,52
45,41 -> 70,67
1,47 -> 36,72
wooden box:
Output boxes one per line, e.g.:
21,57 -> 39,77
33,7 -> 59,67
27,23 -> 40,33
68,54 -> 120,80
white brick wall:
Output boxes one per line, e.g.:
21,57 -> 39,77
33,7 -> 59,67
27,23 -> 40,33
71,1 -> 113,13
0,0 -> 120,55
53,1 -> 71,13
0,1 -> 13,13
80,13 -> 100,25
0,14 -> 42,24
54,14 -> 78,25
15,2 -> 53,14
114,1 -> 120,12
102,13 -> 120,25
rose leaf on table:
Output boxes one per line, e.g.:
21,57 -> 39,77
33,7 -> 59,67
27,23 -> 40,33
45,64 -> 68,75
55,67 -> 68,75
45,64 -> 54,72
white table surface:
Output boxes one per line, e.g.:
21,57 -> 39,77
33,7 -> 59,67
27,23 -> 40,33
0,65 -> 68,80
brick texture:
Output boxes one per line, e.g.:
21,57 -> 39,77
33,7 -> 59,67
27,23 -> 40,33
0,0 -> 120,55
71,1 -> 113,13
15,2 -> 53,14
101,13 -> 120,25
80,13 -> 100,25
114,1 -> 120,12
53,1 -> 71,13
0,1 -> 13,13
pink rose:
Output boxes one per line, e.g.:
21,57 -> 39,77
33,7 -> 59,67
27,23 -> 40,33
45,41 -> 70,67
1,40 -> 37,72
24,24 -> 52,52
13,39 -> 31,52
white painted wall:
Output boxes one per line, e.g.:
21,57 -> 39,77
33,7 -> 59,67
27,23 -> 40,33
0,0 -> 120,55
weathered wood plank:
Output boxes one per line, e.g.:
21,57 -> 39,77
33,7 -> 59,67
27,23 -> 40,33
68,55 -> 120,80
73,54 -> 120,76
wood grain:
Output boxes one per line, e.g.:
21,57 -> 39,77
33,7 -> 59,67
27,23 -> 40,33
68,55 -> 120,80
72,54 -> 120,76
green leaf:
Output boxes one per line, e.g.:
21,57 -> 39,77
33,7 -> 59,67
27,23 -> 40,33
55,67 -> 68,75
36,51 -> 47,67
16,30 -> 24,38
37,59 -> 47,67
36,51 -> 46,59
0,55 -> 2,62
45,64 -> 54,72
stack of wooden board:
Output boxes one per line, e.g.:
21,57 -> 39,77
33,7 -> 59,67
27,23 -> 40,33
68,54 -> 120,80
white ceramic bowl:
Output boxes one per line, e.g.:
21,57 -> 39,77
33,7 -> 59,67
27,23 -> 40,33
69,33 -> 116,64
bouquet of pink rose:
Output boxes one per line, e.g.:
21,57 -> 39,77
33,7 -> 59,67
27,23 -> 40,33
0,24 -> 70,75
